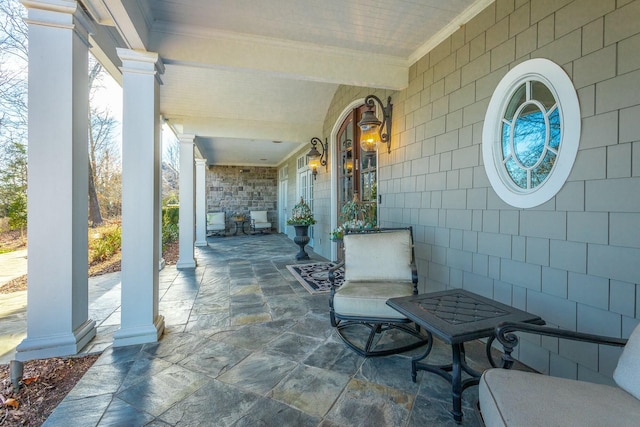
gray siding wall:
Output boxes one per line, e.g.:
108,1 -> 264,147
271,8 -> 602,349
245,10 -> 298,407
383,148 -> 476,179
317,0 -> 640,385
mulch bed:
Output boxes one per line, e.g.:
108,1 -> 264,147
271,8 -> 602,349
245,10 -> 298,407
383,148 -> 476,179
0,355 -> 100,427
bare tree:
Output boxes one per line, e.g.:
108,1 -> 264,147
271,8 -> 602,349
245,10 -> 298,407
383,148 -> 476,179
88,58 -> 121,224
1,0 -> 122,228
162,131 -> 180,204
0,0 -> 27,221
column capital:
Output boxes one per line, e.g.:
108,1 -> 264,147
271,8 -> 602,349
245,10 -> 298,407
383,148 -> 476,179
117,48 -> 165,81
22,0 -> 94,46
195,158 -> 207,167
178,134 -> 196,144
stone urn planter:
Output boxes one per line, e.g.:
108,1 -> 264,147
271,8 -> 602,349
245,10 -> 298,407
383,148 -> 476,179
293,225 -> 311,260
287,197 -> 315,261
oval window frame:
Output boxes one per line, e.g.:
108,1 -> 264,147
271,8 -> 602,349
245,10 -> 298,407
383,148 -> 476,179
482,58 -> 581,208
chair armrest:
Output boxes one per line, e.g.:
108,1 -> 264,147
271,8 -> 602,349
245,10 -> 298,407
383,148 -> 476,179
495,321 -> 628,368
409,260 -> 418,294
328,261 -> 345,289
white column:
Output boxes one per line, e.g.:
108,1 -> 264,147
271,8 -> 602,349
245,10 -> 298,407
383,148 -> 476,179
113,48 -> 165,347
195,158 -> 207,246
177,135 -> 196,268
156,123 -> 165,270
17,1 -> 96,361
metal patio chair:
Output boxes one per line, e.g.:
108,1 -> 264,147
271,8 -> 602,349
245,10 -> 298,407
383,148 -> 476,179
478,321 -> 640,426
328,227 -> 430,357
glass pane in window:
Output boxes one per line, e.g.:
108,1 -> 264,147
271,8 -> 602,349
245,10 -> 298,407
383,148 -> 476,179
506,157 -> 527,189
342,149 -> 353,175
548,107 -> 561,149
502,121 -> 511,159
531,151 -> 556,188
361,171 -> 377,202
513,105 -> 545,168
505,84 -> 526,120
361,153 -> 376,170
532,81 -> 556,110
341,133 -> 352,151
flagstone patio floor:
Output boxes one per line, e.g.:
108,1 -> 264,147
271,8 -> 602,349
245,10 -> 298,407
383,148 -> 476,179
42,233 -> 491,426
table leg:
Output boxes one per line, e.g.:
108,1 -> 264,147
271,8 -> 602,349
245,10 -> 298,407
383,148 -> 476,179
412,340 -> 482,424
451,344 -> 463,423
411,337 -> 433,383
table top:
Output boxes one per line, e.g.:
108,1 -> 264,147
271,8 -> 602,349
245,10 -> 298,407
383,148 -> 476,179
387,289 -> 544,344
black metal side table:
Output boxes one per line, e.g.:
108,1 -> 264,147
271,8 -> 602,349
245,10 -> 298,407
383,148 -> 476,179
232,218 -> 247,235
387,289 -> 544,423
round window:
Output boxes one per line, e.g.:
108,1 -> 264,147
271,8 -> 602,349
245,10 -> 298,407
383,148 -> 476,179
482,59 -> 580,208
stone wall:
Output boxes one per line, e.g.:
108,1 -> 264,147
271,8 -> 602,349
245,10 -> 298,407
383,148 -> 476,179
206,166 -> 277,228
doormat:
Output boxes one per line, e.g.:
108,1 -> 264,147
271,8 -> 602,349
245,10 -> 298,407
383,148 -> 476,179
286,262 -> 344,294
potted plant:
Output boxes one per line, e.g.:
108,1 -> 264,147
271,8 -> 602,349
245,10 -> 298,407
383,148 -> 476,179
231,212 -> 245,222
287,197 -> 316,260
330,194 -> 377,241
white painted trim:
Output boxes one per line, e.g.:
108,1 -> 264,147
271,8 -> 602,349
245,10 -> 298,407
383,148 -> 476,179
482,58 -> 581,209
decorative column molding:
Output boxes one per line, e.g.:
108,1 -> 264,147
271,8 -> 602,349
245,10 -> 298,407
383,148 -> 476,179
114,47 -> 165,347
195,158 -> 208,246
16,0 -> 96,360
177,135 -> 197,268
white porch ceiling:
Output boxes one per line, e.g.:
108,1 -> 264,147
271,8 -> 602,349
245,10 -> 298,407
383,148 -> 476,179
84,0 -> 493,166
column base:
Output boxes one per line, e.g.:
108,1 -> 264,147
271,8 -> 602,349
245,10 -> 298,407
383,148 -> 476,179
195,239 -> 207,247
15,319 -> 96,362
159,257 -> 166,270
113,315 -> 165,348
176,258 -> 196,269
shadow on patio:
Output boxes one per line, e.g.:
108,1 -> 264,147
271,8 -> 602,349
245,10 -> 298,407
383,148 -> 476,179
44,233 -> 487,426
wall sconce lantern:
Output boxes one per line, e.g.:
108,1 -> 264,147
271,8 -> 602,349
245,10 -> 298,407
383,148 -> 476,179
307,137 -> 327,179
358,95 -> 393,155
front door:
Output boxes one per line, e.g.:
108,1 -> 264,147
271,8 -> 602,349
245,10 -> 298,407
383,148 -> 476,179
335,104 -> 378,260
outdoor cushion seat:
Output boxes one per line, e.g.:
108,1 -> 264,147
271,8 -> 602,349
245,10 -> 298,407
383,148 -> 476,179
250,210 -> 271,233
332,281 -> 414,320
480,369 -> 640,427
329,227 -> 430,357
206,212 -> 226,236
479,321 -> 640,427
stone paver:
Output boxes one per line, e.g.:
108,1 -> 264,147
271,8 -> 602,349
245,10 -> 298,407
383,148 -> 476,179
2,235 -> 487,426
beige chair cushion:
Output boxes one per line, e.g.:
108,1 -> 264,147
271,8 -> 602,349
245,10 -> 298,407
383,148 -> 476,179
251,211 -> 268,223
480,368 -> 640,427
333,280 -> 414,319
343,230 -> 413,282
614,323 -> 640,399
206,212 -> 225,230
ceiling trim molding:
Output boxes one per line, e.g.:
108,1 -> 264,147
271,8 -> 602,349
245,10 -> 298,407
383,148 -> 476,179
408,0 -> 495,65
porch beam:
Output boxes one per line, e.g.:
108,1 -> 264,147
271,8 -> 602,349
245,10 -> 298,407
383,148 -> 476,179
150,30 -> 408,90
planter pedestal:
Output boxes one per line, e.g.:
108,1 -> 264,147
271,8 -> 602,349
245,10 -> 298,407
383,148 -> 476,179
293,225 -> 310,260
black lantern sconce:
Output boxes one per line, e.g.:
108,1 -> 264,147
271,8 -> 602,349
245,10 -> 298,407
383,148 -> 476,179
358,95 -> 393,155
307,137 -> 327,180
